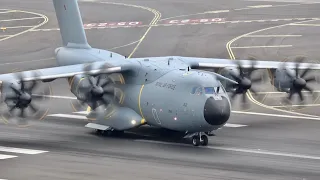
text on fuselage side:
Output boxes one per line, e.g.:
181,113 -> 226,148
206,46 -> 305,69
155,82 -> 176,90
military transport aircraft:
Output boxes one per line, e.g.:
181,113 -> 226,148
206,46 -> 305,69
0,0 -> 319,146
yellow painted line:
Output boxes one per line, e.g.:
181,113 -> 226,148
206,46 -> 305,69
0,17 -> 43,22
86,1 -> 161,112
245,35 -> 302,37
226,19 -> 320,118
289,23 -> 320,26
231,45 -> 292,49
102,2 -> 161,58
108,40 -> 140,50
138,85 -> 145,119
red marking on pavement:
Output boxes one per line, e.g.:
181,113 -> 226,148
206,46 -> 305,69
83,21 -> 142,28
166,18 -> 225,24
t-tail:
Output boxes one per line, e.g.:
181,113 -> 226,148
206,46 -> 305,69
53,0 -> 91,49
52,0 -> 125,66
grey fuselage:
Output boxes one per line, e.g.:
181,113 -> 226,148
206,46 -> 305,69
56,47 -> 231,133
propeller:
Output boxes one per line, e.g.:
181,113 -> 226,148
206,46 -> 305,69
229,59 -> 265,108
74,64 -> 117,110
1,72 -> 50,124
283,56 -> 318,103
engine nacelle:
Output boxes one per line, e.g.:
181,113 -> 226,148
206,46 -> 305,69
68,74 -> 91,98
272,67 -> 294,92
87,106 -> 143,130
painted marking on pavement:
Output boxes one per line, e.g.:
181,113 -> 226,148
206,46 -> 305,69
74,111 -> 89,115
289,23 -> 320,26
0,146 -> 48,154
224,123 -> 248,127
271,104 -> 320,108
232,111 -> 320,120
135,140 -> 320,160
30,18 -> 320,32
245,35 -> 302,37
226,18 -> 320,119
32,94 -> 76,100
0,154 -> 17,160
47,114 -> 87,120
0,17 -> 43,22
231,45 -> 292,49
166,18 -> 225,24
0,25 -> 35,29
83,21 -> 142,28
160,10 -> 229,21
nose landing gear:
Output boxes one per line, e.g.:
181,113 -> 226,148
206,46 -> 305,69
190,132 -> 208,146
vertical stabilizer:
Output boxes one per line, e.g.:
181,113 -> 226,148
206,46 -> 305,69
53,0 -> 91,49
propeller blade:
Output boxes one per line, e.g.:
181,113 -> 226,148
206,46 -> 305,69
88,76 -> 95,86
19,108 -> 25,118
229,72 -> 242,83
9,106 -> 15,113
104,86 -> 115,94
96,75 -> 102,86
235,61 -> 244,77
29,103 -> 38,113
10,85 -> 21,95
298,91 -> 304,101
305,76 -> 316,83
251,75 -> 263,83
100,78 -> 111,88
247,61 -> 257,78
300,67 -> 311,79
242,93 -> 247,104
27,80 -> 38,92
303,85 -> 313,93
295,62 -> 299,78
288,90 -> 294,100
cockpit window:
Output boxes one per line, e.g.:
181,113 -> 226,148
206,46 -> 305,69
191,87 -> 203,95
204,87 -> 215,94
191,85 -> 226,95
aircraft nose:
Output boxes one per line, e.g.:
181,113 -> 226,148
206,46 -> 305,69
203,96 -> 230,126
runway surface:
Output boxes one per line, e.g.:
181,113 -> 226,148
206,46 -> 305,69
1,0 -> 320,179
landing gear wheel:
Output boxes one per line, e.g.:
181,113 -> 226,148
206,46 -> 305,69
192,136 -> 200,146
201,135 -> 208,146
96,129 -> 103,135
111,130 -> 124,137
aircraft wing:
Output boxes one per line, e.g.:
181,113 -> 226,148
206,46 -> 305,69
181,57 -> 320,70
0,61 -> 134,83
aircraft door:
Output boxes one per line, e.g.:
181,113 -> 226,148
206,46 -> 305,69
152,108 -> 161,124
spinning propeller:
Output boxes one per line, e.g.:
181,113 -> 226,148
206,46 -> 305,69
73,64 -> 117,110
283,57 -> 318,103
229,59 -> 265,108
1,72 -> 50,125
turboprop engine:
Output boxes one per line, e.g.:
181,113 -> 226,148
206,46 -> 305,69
272,58 -> 317,102
69,64 -> 116,110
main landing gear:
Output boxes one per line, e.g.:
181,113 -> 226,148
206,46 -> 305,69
95,129 -> 124,137
186,132 -> 208,146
